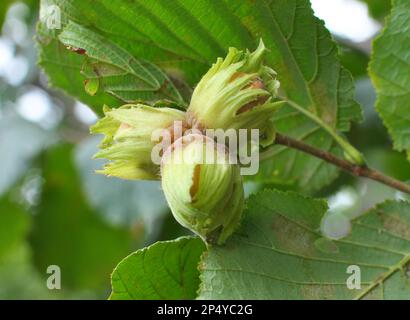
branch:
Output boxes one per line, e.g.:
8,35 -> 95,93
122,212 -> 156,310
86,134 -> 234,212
260,133 -> 410,195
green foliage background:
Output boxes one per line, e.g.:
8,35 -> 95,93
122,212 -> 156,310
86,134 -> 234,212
0,0 -> 409,299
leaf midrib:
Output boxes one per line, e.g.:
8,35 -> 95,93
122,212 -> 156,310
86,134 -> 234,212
354,254 -> 410,300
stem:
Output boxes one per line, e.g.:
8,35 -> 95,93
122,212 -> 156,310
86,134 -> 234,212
283,98 -> 365,165
261,133 -> 410,195
354,254 -> 410,300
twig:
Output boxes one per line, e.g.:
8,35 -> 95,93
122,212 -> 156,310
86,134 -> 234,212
260,133 -> 410,195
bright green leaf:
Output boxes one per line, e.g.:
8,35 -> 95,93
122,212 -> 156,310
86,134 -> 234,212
370,0 -> 410,158
198,189 -> 410,299
110,236 -> 205,300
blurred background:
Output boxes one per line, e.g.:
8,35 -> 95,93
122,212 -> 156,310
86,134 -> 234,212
0,0 -> 408,299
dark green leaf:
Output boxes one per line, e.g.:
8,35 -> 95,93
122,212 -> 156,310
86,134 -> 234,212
37,0 -> 362,191
58,21 -> 186,105
37,28 -> 122,115
199,189 -> 410,299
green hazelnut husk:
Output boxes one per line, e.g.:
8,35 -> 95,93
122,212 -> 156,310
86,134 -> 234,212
91,104 -> 185,180
187,39 -> 283,147
161,134 -> 244,244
